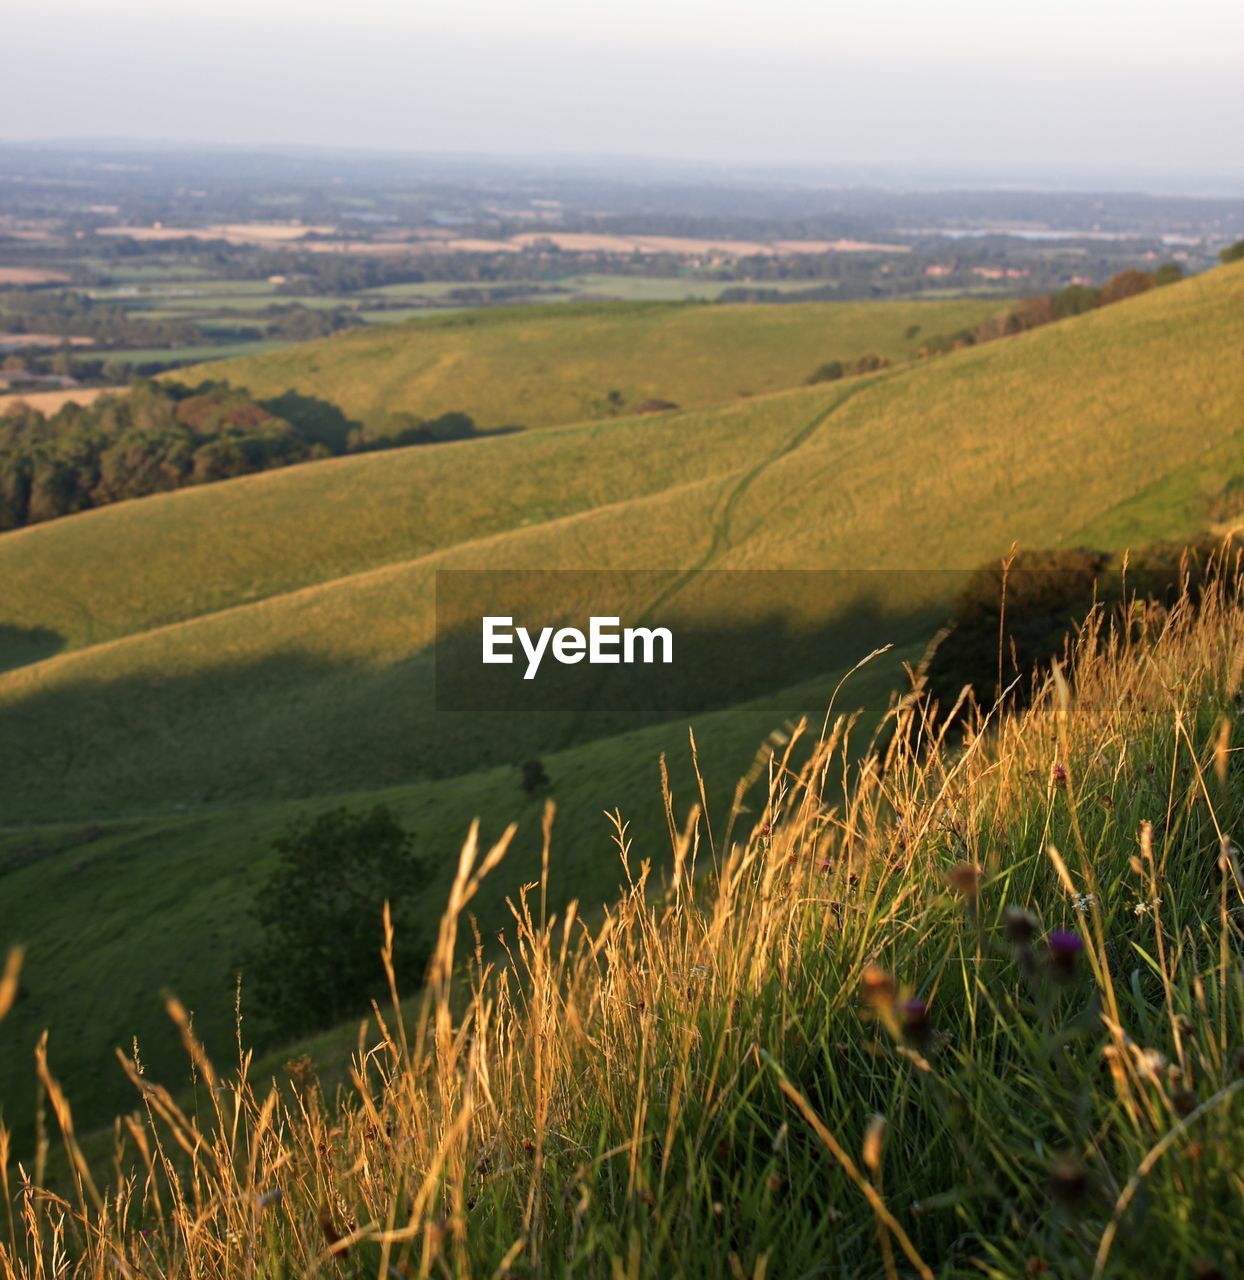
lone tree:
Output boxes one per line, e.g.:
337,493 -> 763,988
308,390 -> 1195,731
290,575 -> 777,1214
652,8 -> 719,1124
240,805 -> 429,1038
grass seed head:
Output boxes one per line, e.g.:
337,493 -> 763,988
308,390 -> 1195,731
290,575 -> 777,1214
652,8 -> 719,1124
1004,906 -> 1039,945
947,862 -> 981,900
860,964 -> 897,1011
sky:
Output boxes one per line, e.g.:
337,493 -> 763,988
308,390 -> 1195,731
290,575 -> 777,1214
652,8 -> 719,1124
3,0 -> 1242,188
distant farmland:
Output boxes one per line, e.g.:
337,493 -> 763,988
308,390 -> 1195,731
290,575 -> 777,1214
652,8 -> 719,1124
0,266 -> 69,285
93,223 -> 912,258
0,385 -> 121,413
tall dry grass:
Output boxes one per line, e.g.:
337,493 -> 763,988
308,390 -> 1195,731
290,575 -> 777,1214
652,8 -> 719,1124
3,563 -> 1243,1278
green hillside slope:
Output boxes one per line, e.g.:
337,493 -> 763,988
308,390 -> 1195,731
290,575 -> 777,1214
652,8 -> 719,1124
1,264 -> 1242,1146
175,297 -> 1005,432
0,387 -> 843,665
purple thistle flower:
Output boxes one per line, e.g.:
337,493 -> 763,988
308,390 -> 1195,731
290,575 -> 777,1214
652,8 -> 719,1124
1047,929 -> 1084,982
901,998 -> 931,1047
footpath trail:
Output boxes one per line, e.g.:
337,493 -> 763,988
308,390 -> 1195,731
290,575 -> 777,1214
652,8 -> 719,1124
635,369 -> 904,622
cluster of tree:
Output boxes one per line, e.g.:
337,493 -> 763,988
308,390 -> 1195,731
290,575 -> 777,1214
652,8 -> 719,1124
0,381 -> 483,529
917,264 -> 1184,358
238,806 -> 430,1038
1221,238 -> 1244,264
0,289 -> 203,349
0,382 -> 323,528
917,538 -> 1232,725
805,353 -> 892,384
263,304 -> 362,341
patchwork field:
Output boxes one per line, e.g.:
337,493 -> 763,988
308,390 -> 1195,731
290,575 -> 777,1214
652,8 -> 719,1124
0,385 -> 122,413
92,224 -> 911,257
1,262 -> 1242,1148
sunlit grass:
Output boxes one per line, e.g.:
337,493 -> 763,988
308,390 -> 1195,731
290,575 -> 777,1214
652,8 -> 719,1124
5,566 -> 1243,1277
181,295 -> 1007,432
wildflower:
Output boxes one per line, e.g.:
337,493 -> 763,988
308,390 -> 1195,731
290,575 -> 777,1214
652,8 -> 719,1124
1046,930 -> 1084,982
947,862 -> 981,901
765,1172 -> 785,1194
1003,906 -> 1038,945
900,999 -> 931,1048
1051,763 -> 1068,788
1072,892 -> 1096,914
860,964 -> 897,1011
1172,1087 -> 1198,1118
256,1188 -> 282,1209
1048,1152 -> 1087,1205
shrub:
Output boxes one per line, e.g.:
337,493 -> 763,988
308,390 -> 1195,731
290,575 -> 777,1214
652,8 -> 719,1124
805,360 -> 844,384
520,759 -> 551,795
852,353 -> 890,374
921,539 -> 1232,720
1098,268 -> 1154,306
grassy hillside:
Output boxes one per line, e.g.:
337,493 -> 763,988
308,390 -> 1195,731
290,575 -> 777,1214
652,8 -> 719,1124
1,264 -> 1242,1147
0,386 -> 848,663
0,651 -> 913,1139
176,297 -> 1006,432
7,575 -> 1243,1278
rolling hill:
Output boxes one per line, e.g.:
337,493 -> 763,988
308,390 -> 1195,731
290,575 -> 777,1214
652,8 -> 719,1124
1,262 -> 1242,1144
174,296 -> 1007,433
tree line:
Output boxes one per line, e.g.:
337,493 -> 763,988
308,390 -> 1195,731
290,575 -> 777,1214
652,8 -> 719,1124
0,380 -> 480,530
916,263 -> 1184,357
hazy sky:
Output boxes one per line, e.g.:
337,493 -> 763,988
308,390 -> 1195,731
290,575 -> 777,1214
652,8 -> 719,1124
3,0 -> 1242,186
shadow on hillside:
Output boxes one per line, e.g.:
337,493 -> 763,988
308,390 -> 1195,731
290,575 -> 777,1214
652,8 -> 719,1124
260,389 -> 524,453
259,390 -> 361,451
0,580 -> 961,1155
0,623 -> 65,675
0,573 -> 970,829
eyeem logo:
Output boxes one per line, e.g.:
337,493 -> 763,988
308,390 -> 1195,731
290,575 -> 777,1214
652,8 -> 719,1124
482,615 -> 674,680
